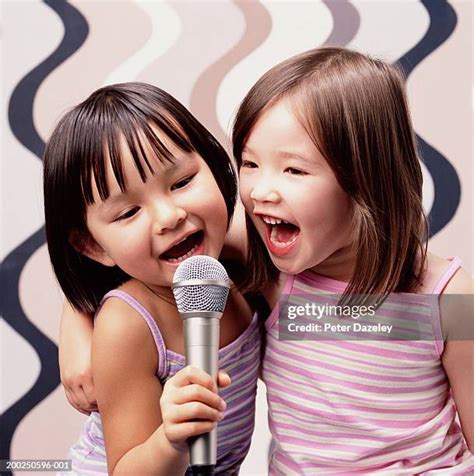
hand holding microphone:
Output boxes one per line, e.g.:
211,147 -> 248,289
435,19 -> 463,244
159,368 -> 230,453
160,256 -> 231,475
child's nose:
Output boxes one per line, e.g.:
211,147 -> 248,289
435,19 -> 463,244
250,182 -> 281,204
151,200 -> 187,234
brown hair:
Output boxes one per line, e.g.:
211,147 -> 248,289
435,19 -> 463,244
233,47 -> 427,302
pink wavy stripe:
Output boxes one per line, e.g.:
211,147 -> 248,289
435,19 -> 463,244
190,1 -> 272,148
36,1 -> 151,142
137,1 -> 244,139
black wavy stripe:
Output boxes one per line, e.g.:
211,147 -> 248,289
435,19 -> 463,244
396,0 -> 459,237
1,0 -> 88,468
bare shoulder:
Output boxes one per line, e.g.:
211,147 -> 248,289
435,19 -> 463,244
443,266 -> 474,294
424,251 -> 473,294
430,254 -> 474,341
419,253 -> 452,292
419,252 -> 472,293
93,295 -> 158,376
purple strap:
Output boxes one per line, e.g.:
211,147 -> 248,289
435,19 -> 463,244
101,290 -> 168,379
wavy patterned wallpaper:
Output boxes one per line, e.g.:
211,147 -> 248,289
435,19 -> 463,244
2,1 -> 472,475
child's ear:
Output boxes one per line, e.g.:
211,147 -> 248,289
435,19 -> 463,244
69,229 -> 116,267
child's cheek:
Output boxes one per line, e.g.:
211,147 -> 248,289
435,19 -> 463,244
238,180 -> 253,213
195,178 -> 227,220
114,223 -> 148,255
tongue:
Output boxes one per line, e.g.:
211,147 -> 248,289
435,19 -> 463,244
162,233 -> 198,259
274,223 -> 299,243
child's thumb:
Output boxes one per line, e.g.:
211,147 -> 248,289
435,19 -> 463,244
217,370 -> 231,388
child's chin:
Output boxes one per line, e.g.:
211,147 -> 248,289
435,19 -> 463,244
267,255 -> 298,274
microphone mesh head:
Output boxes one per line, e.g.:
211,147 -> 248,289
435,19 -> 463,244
172,256 -> 230,313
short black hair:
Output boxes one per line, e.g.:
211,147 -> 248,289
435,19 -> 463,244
44,82 -> 237,313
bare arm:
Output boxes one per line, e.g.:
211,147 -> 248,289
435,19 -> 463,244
93,298 -> 227,475
59,300 -> 96,414
440,268 -> 474,452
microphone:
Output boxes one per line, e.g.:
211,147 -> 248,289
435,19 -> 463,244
172,256 -> 230,476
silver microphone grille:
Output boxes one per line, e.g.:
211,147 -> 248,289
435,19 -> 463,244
172,256 -> 230,313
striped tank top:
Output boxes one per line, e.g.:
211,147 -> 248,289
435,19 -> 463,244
67,290 -> 261,475
262,257 -> 474,475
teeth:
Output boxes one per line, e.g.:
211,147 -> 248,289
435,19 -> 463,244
270,227 -> 298,248
262,216 -> 291,225
260,215 -> 298,248
262,216 -> 290,225
175,235 -> 189,246
165,241 -> 199,263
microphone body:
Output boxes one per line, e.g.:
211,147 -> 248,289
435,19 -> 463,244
172,257 -> 230,475
183,312 -> 220,466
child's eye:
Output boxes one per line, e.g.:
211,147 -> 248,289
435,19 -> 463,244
171,175 -> 195,191
285,167 -> 306,176
241,160 -> 257,169
115,207 -> 140,222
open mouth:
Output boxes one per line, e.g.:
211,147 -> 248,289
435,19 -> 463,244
159,230 -> 204,263
262,216 -> 300,250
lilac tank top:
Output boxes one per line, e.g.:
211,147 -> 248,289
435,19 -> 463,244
66,290 -> 261,475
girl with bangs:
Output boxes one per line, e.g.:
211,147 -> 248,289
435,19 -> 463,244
44,82 -> 261,475
233,47 -> 473,474
58,49 -> 473,474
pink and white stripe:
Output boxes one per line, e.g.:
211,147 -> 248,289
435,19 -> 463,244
262,259 -> 473,474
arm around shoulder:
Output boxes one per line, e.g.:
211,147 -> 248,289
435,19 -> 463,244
59,300 -> 96,414
440,268 -> 474,452
92,297 -> 189,475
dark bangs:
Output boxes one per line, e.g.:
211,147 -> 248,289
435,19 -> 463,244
77,83 -> 234,210
44,83 -> 237,313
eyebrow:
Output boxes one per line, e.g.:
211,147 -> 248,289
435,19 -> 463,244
277,150 -> 314,165
243,146 -> 316,167
97,155 -> 196,212
97,193 -> 128,213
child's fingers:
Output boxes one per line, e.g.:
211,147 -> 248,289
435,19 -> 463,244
81,380 -> 98,410
175,384 -> 226,411
73,385 -> 95,411
217,371 -> 231,388
65,381 -> 98,414
165,420 -> 217,443
170,401 -> 224,424
172,366 -> 218,392
64,388 -> 91,415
